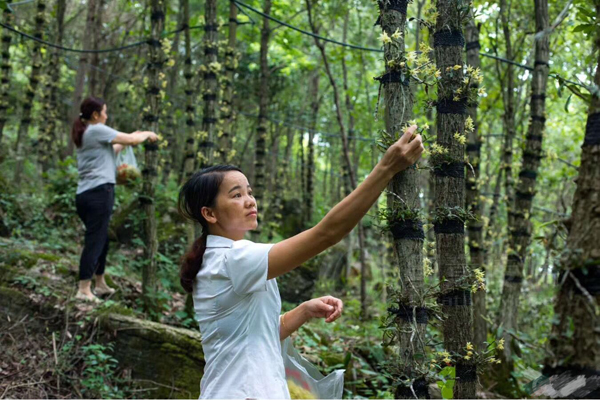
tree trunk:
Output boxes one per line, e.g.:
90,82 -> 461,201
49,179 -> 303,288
197,0 -> 219,169
87,0 -> 104,96
433,1 -> 476,397
543,2 -> 600,393
305,71 -> 319,225
496,0 -> 550,392
465,17 -> 486,352
252,0 -> 271,240
14,0 -> 46,183
219,0 -> 239,164
66,0 -> 96,157
141,0 -> 166,312
39,0 -> 66,173
378,1 -> 427,397
180,0 -> 195,184
0,7 -> 14,147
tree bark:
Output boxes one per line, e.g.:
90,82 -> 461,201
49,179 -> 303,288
141,0 -> 166,312
496,0 -> 550,391
252,0 -> 271,240
14,0 -> 46,183
465,16 -> 486,352
378,1 -> 427,397
306,71 -> 319,225
197,0 -> 219,170
39,0 -> 66,173
542,1 -> 600,395
87,0 -> 104,96
0,7 -> 14,147
219,0 -> 239,164
433,1 -> 476,397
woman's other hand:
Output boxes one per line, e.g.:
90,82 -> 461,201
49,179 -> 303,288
145,131 -> 159,142
302,296 -> 343,323
380,124 -> 424,175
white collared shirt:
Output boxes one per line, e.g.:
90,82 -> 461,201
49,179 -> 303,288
194,235 -> 290,399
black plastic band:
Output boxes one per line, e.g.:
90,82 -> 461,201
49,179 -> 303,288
203,93 -> 217,101
388,304 -> 428,324
584,113 -> 600,147
204,24 -> 219,32
256,149 -> 266,156
147,39 -> 161,48
204,47 -> 218,56
465,41 -> 480,51
436,98 -> 468,114
531,94 -> 546,101
380,0 -> 409,15
1,35 -> 11,43
466,143 -> 481,152
184,89 -> 194,95
519,169 -> 538,179
434,218 -> 464,234
507,253 -> 522,263
531,115 -> 546,123
143,115 -> 159,123
455,361 -> 478,382
437,289 -> 471,306
534,60 -> 549,67
433,29 -> 465,47
203,71 -> 217,80
139,196 -> 154,205
512,228 -> 529,237
374,70 -> 410,86
526,134 -> 543,142
395,377 -> 429,399
203,117 -> 218,124
568,265 -> 600,296
389,219 -> 425,240
467,225 -> 483,232
434,161 -> 464,178
504,275 -> 523,283
229,18 -> 238,23
144,143 -> 159,151
198,141 -> 215,148
147,87 -> 160,95
185,119 -> 195,126
523,150 -> 543,162
516,190 -> 534,201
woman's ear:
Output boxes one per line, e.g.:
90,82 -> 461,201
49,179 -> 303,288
201,206 -> 217,224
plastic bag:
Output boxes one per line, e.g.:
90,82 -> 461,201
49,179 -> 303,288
281,337 -> 345,399
115,146 -> 141,185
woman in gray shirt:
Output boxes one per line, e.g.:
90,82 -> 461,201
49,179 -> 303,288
72,97 -> 158,302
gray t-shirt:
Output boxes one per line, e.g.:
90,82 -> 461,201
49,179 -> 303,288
76,123 -> 119,194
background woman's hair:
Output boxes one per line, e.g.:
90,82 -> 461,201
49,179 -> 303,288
71,96 -> 106,148
177,165 -> 242,293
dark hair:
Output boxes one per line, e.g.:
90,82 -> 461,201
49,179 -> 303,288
71,96 -> 106,148
178,165 -> 243,293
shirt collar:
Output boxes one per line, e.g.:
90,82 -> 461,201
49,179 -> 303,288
206,235 -> 235,248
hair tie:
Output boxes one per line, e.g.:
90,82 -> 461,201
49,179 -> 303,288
79,113 -> 83,118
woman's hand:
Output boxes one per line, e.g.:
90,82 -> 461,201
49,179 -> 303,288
302,296 -> 343,323
379,125 -> 424,175
143,131 -> 159,142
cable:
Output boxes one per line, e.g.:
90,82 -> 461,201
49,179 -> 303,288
231,0 -> 384,52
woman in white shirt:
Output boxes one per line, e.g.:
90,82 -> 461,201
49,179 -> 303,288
177,125 -> 423,398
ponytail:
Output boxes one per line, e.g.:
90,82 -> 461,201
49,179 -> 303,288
180,232 -> 208,293
71,96 -> 106,148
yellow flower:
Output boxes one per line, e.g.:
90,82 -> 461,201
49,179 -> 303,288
453,64 -> 462,71
454,132 -> 466,145
465,116 -> 474,132
435,69 -> 441,78
464,355 -> 471,360
496,359 -> 502,364
489,357 -> 497,363
498,338 -> 505,350
406,52 -> 417,63
478,87 -> 486,96
392,28 -> 402,39
379,31 -> 392,44
466,342 -> 474,351
423,123 -> 430,130
471,284 -> 478,293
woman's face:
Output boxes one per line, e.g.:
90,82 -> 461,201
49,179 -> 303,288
205,171 -> 258,236
92,104 -> 108,124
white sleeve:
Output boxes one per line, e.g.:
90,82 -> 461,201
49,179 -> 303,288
95,124 -> 119,144
224,241 -> 274,295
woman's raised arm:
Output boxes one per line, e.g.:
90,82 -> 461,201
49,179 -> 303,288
112,131 -> 158,146
267,125 -> 424,280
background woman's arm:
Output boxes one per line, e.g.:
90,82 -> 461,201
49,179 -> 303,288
267,126 -> 423,280
112,143 -> 124,154
111,131 -> 158,146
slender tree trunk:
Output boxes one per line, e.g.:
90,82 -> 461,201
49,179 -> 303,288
0,7 -> 14,147
197,0 -> 219,169
465,16 -> 486,352
88,0 -> 104,96
378,1 -> 427,397
141,0 -> 166,311
219,0 -> 239,164
306,0 -> 368,317
252,0 -> 271,240
496,0 -> 550,392
433,1 -> 476,397
66,0 -> 97,157
306,71 -> 319,225
39,0 -> 66,173
14,0 -> 46,183
180,0 -> 195,185
544,1 -> 600,391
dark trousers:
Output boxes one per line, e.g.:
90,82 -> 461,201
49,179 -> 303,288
75,183 -> 115,281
